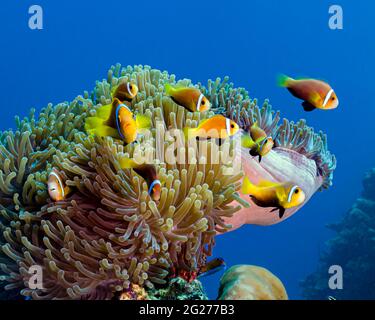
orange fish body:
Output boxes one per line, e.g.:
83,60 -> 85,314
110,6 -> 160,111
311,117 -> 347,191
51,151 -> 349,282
278,75 -> 339,111
165,83 -> 211,112
85,98 -> 150,144
184,115 -> 239,140
114,99 -> 138,144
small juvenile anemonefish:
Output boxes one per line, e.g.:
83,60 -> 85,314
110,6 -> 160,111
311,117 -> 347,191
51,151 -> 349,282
198,258 -> 226,279
85,98 -> 151,144
165,83 -> 211,112
119,157 -> 161,201
48,169 -> 71,201
241,123 -> 274,162
183,115 -> 239,141
241,176 -> 306,219
112,81 -> 138,102
278,74 -> 339,112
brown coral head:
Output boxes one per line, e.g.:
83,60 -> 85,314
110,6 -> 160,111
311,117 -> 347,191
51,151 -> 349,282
218,264 -> 288,300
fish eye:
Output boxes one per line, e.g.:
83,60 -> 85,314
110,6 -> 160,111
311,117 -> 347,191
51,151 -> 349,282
201,100 -> 205,105
331,97 -> 335,100
294,189 -> 299,194
129,85 -> 133,90
231,124 -> 235,128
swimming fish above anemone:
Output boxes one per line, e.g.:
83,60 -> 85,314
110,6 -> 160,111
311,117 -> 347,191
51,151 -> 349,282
241,176 -> 306,218
119,157 -> 161,201
111,81 -> 138,102
278,74 -> 339,112
241,123 -> 274,162
198,258 -> 226,279
48,169 -> 71,201
165,83 -> 211,112
85,98 -> 151,144
184,115 -> 239,142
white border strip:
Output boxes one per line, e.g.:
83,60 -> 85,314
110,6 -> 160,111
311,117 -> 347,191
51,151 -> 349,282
196,93 -> 204,111
226,118 -> 231,136
287,185 -> 299,203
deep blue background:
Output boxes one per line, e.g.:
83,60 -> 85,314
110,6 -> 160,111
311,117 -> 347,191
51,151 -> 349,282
1,0 -> 374,299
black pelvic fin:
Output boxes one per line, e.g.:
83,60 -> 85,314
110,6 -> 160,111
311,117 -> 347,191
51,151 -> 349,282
258,155 -> 262,163
302,101 -> 316,112
279,207 -> 286,219
216,138 -> 224,146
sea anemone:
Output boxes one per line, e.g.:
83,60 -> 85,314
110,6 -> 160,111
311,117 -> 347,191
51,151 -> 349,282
0,64 -> 335,299
0,65 -> 242,299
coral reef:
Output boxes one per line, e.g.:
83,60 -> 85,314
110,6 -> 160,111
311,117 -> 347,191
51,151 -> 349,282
217,265 -> 288,300
301,167 -> 375,300
148,277 -> 207,300
0,64 -> 335,299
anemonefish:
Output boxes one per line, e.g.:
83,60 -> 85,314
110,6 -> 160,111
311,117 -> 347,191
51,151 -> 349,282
165,83 -> 211,112
241,123 -> 274,162
119,157 -> 161,201
112,82 -> 138,102
85,98 -> 151,144
184,115 -> 239,142
48,169 -> 71,201
198,258 -> 226,279
278,74 -> 339,112
241,176 -> 306,219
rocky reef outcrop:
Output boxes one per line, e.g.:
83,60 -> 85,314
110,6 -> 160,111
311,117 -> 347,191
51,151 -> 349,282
301,167 -> 375,299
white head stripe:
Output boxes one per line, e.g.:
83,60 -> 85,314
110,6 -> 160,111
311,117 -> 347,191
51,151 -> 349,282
196,93 -> 204,111
322,89 -> 334,107
127,83 -> 135,97
287,185 -> 299,203
226,118 -> 231,136
50,172 -> 65,198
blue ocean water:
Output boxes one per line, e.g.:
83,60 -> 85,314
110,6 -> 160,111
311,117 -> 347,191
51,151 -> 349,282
0,0 -> 374,299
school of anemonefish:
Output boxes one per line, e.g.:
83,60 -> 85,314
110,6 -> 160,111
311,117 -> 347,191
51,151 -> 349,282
48,74 -> 338,227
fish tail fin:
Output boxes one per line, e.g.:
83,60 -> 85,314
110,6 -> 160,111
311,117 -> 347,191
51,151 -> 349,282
119,156 -> 136,169
241,133 -> 255,148
85,116 -> 105,132
85,117 -> 119,137
241,176 -> 257,195
95,103 -> 114,120
135,114 -> 151,130
277,74 -> 293,87
164,83 -> 174,96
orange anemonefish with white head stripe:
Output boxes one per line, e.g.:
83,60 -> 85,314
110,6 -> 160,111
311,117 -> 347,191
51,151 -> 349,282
48,169 -> 71,201
165,83 -> 211,112
278,74 -> 339,112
